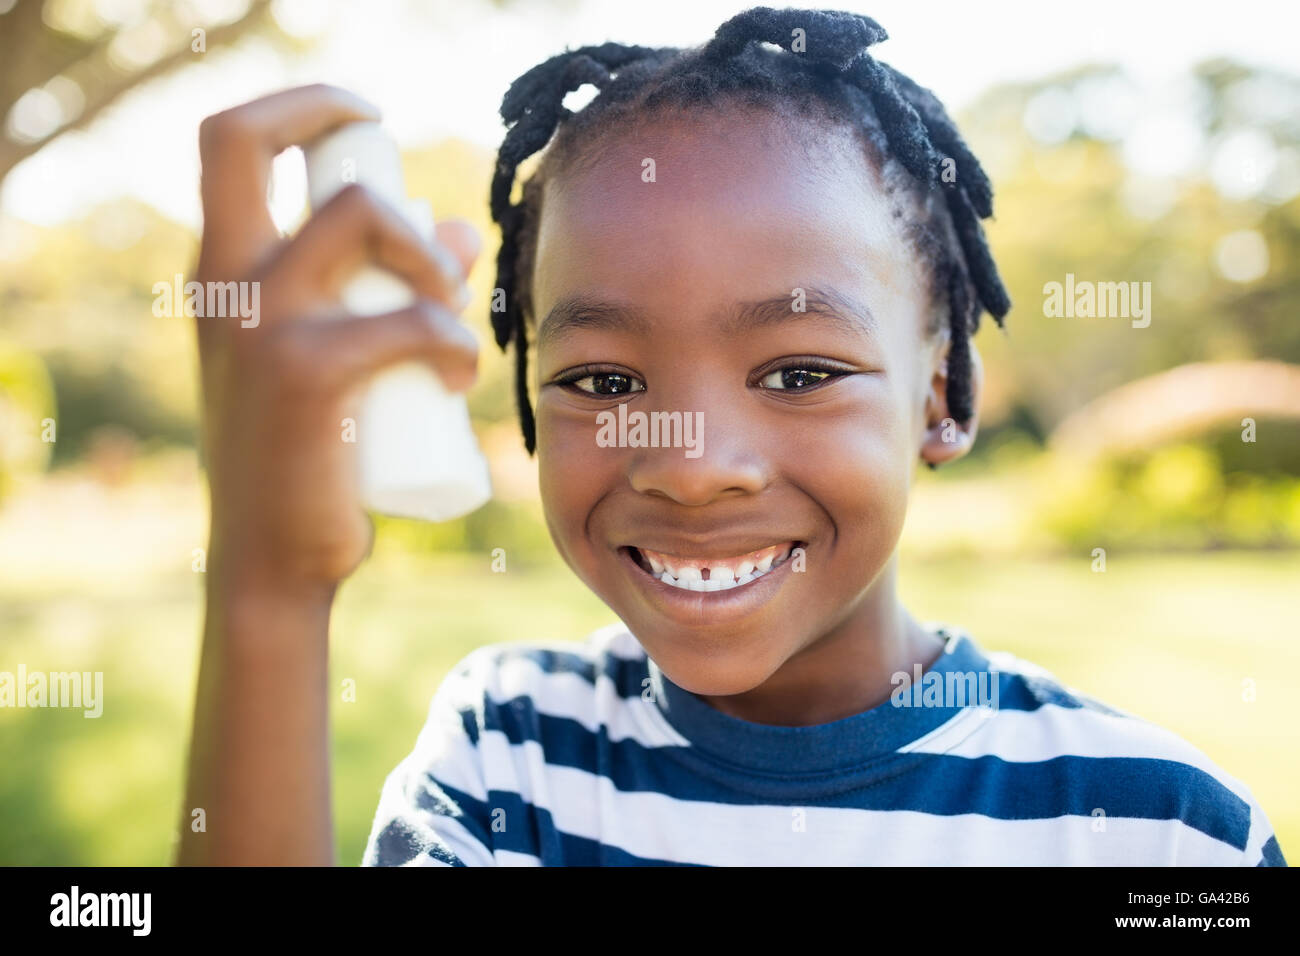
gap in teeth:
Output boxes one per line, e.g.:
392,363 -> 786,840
636,542 -> 799,589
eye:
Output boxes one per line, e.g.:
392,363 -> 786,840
759,368 -> 831,390
555,367 -> 646,396
757,361 -> 847,391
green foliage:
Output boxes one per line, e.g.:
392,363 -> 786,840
962,62 -> 1300,438
372,497 -> 557,568
43,353 -> 196,465
0,345 -> 56,499
1037,441 -> 1300,550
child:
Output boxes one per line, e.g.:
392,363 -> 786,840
179,7 -> 1286,866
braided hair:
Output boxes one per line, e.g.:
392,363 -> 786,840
490,6 -> 1011,455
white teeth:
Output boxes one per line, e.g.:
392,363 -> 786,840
656,564 -> 766,592
639,544 -> 803,593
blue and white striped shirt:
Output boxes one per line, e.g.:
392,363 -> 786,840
362,622 -> 1286,866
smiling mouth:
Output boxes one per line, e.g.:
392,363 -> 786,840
622,541 -> 802,593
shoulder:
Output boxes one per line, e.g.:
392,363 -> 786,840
440,621 -> 649,704
362,623 -> 659,866
422,621 -> 666,746
930,628 -> 1285,866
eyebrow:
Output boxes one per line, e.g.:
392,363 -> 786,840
537,295 -> 651,350
537,286 -> 877,349
723,287 -> 878,339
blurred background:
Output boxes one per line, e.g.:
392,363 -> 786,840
1,0 -> 1297,865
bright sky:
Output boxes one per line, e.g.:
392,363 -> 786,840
4,0 -> 1298,229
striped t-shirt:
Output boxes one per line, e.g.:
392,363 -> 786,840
362,621 -> 1286,866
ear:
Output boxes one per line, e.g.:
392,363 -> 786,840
920,336 -> 982,468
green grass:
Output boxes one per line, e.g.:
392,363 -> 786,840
1,545 -> 1295,865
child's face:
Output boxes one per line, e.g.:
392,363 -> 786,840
530,108 -> 971,696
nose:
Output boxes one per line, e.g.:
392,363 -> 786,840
626,403 -> 769,506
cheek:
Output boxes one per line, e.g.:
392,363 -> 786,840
782,379 -> 915,556
536,403 -> 612,570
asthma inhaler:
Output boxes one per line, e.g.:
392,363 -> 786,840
303,122 -> 492,522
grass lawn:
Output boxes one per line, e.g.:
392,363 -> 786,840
1,541 -> 1295,865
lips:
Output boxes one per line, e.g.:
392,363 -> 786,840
624,541 -> 800,592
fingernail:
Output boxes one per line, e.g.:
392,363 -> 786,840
456,285 -> 473,310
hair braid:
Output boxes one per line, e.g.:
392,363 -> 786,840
491,43 -> 670,449
701,6 -> 887,68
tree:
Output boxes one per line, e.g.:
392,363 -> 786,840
0,0 -> 279,186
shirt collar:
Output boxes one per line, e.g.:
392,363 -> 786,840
645,624 -> 993,774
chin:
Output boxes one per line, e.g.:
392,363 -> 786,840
634,624 -> 788,698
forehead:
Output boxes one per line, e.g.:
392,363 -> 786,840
530,107 -> 928,341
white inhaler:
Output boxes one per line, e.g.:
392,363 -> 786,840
303,121 -> 492,522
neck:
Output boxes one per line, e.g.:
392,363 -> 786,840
699,552 -> 944,726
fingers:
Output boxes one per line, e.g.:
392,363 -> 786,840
276,301 -> 480,395
198,85 -> 381,277
434,218 -> 484,280
272,184 -> 470,313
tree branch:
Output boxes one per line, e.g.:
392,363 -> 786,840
0,0 -> 277,185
